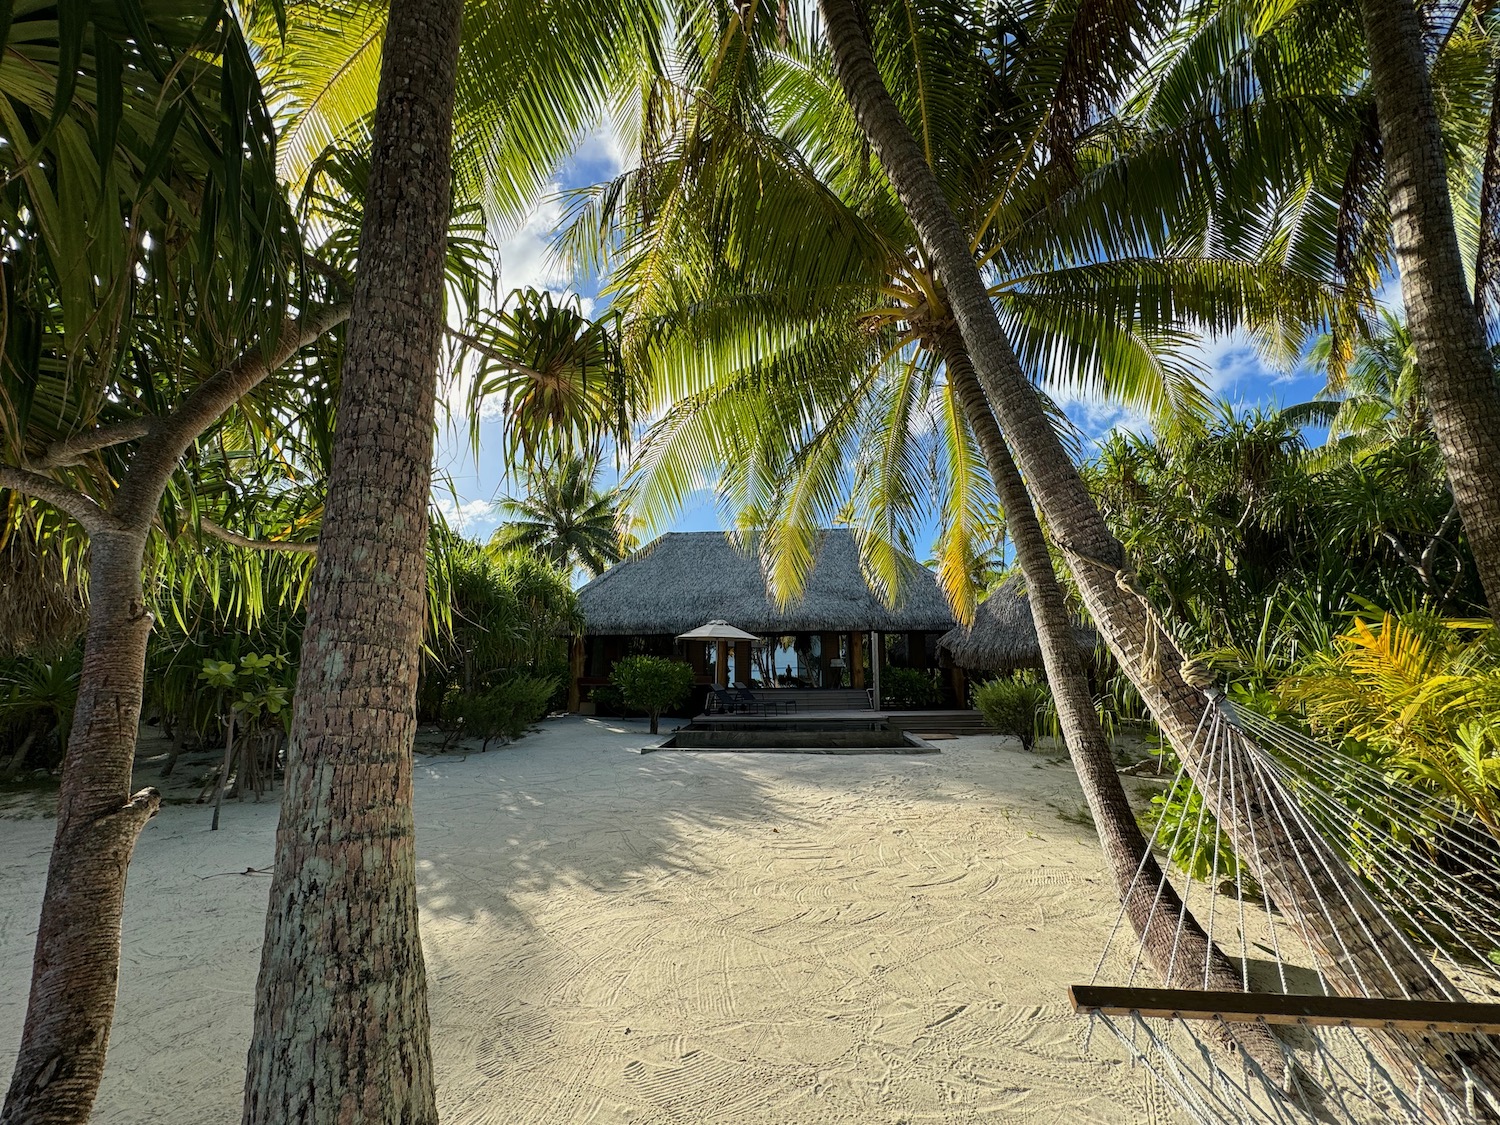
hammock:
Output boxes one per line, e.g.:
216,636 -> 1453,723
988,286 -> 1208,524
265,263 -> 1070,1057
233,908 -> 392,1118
1075,690 -> 1500,1124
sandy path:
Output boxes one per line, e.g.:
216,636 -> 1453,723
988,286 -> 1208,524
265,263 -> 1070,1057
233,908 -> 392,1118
0,717 -> 1177,1123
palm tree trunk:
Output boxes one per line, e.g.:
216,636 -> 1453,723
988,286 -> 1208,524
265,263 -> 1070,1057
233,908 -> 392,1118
1357,0 -> 1500,619
1,529 -> 161,1125
941,332 -> 1282,1070
240,1 -> 463,1121
819,0 -> 1499,1109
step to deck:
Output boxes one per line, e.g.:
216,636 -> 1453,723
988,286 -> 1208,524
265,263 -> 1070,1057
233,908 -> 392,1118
888,711 -> 993,736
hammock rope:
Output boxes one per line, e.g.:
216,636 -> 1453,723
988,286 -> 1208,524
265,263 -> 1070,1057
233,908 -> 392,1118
1048,545 -> 1500,1118
1078,690 -> 1500,1123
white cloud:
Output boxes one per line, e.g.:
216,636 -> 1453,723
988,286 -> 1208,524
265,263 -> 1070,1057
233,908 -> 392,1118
570,122 -> 632,183
493,187 -> 571,297
1189,329 -> 1280,397
434,495 -> 500,541
1375,273 -> 1404,316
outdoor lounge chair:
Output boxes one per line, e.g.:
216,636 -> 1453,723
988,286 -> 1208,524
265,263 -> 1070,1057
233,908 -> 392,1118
726,687 -> 764,714
709,687 -> 759,715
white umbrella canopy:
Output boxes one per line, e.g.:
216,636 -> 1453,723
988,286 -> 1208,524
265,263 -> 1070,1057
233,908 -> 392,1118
676,619 -> 760,642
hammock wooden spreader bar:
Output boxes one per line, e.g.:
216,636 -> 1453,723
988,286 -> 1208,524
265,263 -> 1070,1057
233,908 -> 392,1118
1070,985 -> 1500,1035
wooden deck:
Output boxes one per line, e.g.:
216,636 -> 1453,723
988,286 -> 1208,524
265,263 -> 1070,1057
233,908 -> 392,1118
692,703 -> 992,736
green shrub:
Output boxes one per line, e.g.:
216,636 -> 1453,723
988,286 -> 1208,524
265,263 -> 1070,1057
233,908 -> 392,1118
444,674 -> 558,749
880,666 -> 942,709
1146,774 -> 1256,893
589,684 -> 626,716
610,655 -> 694,734
973,674 -> 1051,752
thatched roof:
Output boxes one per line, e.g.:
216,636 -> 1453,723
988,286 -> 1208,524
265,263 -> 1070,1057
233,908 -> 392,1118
937,575 -> 1097,672
576,529 -> 957,636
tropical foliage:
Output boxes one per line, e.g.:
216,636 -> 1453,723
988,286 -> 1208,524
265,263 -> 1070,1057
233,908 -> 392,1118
880,666 -> 944,709
441,675 -> 559,751
9,0 -> 1500,1116
420,532 -> 581,726
973,674 -> 1051,754
1086,407 -> 1477,674
1280,614 -> 1500,838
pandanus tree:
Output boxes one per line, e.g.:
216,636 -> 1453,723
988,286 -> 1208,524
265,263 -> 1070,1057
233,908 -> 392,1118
572,0 -> 1324,1044
815,0 -> 1500,1100
0,5 -> 344,1119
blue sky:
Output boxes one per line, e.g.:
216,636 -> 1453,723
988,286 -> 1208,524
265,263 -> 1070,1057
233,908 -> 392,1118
431,132 -> 1345,561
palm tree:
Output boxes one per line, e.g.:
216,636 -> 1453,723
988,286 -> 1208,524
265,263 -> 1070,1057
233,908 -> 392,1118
1286,310 -> 1428,465
240,0 -> 463,1119
586,2 -> 1308,1051
815,0 -> 1498,1101
1353,0 -> 1500,618
250,0 -> 671,224
491,455 -> 634,578
1137,0 -> 1500,615
0,7 -> 333,1120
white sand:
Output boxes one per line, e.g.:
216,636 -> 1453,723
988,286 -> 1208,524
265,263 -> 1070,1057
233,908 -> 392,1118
0,717 -> 1180,1123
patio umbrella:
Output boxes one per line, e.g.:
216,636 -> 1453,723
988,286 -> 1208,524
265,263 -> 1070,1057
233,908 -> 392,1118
675,620 -> 759,641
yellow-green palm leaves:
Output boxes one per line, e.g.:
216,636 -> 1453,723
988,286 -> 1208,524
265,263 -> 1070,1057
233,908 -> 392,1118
1281,613 -> 1500,836
251,0 -> 670,225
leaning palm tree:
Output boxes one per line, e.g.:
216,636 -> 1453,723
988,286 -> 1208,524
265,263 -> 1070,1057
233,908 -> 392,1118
815,0 -> 1500,1103
579,3 -> 1320,1064
491,456 -> 634,578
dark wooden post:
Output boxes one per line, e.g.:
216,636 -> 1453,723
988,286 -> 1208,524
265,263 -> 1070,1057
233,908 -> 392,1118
715,640 -> 729,687
568,637 -> 585,711
734,640 -> 752,686
850,632 -> 865,688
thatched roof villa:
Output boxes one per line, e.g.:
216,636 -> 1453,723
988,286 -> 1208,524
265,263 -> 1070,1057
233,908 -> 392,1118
937,575 -> 1098,674
569,529 -> 958,711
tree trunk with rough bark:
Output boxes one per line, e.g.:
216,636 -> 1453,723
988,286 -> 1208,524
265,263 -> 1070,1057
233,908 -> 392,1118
941,335 -> 1282,1071
240,0 -> 463,1121
818,0 -> 1499,1108
1358,0 -> 1500,619
1,530 -> 162,1125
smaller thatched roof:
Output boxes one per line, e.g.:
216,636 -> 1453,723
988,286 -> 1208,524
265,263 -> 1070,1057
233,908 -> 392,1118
576,529 -> 956,636
937,575 -> 1097,672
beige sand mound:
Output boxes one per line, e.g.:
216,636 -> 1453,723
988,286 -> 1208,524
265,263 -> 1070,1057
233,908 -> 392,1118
0,717 -> 1178,1123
